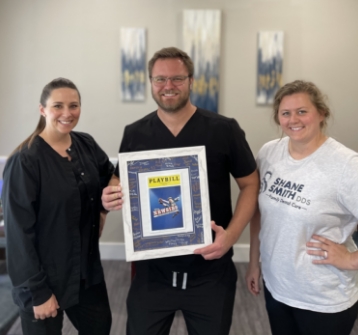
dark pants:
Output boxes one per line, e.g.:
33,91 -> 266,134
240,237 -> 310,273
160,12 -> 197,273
126,259 -> 237,335
264,283 -> 358,335
20,281 -> 112,335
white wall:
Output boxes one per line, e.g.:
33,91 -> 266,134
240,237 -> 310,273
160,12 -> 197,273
0,0 -> 357,247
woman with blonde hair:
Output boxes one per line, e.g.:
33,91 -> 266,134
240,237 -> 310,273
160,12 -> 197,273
246,80 -> 358,335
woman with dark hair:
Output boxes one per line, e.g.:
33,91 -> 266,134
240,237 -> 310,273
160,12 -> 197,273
1,78 -> 114,335
246,80 -> 358,335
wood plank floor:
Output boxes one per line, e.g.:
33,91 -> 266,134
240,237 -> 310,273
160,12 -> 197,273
5,261 -> 358,335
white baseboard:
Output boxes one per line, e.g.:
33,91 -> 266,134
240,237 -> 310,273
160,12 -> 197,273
99,242 -> 249,262
99,242 -> 126,260
232,244 -> 250,262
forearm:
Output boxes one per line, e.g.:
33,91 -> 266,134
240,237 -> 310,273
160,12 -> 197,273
245,209 -> 262,296
7,236 -> 52,306
249,209 -> 261,266
4,206 -> 51,304
226,173 -> 259,247
226,195 -> 257,247
193,171 -> 259,260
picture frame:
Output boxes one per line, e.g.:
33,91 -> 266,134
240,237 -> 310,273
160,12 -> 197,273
119,146 -> 212,261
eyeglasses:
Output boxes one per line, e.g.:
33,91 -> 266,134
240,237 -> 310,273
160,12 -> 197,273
150,76 -> 190,87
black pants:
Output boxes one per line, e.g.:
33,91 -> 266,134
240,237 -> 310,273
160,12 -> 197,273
19,281 -> 112,335
264,283 -> 358,335
126,259 -> 237,335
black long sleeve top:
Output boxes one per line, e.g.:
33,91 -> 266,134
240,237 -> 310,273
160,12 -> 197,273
1,132 -> 114,311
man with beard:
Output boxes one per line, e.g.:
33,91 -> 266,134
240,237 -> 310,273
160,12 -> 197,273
102,47 -> 259,335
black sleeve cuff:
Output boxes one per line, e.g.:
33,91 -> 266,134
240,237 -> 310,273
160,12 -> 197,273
31,285 -> 53,307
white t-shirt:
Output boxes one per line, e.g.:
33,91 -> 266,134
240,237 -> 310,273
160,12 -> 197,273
257,137 -> 358,313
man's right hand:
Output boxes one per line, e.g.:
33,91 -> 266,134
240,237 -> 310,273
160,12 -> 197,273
33,294 -> 60,320
102,184 -> 123,211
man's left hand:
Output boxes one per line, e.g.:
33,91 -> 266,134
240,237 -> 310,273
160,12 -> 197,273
194,221 -> 231,260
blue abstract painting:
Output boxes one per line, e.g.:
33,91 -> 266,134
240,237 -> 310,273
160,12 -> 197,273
257,31 -> 284,105
120,28 -> 146,101
183,10 -> 221,113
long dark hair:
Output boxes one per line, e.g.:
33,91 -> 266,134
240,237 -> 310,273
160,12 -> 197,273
11,78 -> 81,155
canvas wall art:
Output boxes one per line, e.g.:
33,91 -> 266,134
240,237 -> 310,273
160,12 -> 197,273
183,10 -> 221,113
257,31 -> 284,105
120,28 -> 146,101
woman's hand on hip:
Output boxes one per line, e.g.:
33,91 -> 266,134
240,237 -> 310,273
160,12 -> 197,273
306,235 -> 358,270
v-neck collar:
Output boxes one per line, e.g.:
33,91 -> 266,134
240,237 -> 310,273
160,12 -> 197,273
154,108 -> 198,139
37,134 -> 73,161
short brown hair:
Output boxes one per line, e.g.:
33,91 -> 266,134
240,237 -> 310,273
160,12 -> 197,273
273,80 -> 330,129
148,47 -> 194,77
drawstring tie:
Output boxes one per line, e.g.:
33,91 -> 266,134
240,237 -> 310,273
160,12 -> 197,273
172,271 -> 188,290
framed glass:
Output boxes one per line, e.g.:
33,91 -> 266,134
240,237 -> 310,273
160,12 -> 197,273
119,146 -> 212,261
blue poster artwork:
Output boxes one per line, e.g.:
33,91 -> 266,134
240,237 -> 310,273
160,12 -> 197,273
150,186 -> 183,230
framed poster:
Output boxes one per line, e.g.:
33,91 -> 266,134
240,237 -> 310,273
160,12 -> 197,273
119,146 -> 212,261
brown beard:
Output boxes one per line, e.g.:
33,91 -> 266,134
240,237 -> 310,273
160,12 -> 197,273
151,87 -> 191,113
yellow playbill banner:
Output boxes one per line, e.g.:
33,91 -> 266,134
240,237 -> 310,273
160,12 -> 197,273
148,174 -> 181,188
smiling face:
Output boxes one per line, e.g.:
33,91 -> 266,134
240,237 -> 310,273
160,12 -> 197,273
40,88 -> 81,137
150,58 -> 193,113
278,93 -> 325,146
